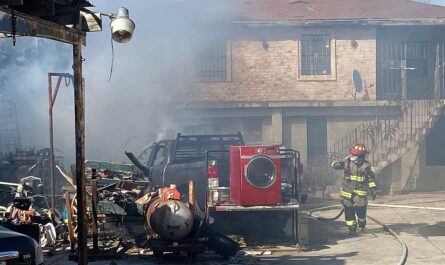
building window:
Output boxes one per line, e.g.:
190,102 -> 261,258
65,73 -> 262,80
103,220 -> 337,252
300,34 -> 331,75
406,42 -> 427,79
196,40 -> 228,81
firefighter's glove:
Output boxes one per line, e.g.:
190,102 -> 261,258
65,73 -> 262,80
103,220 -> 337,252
370,188 -> 377,201
331,161 -> 344,170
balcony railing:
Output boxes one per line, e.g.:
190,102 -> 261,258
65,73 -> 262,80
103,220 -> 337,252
305,86 -> 444,196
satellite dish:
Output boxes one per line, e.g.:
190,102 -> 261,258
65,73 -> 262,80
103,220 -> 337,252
353,69 -> 363,93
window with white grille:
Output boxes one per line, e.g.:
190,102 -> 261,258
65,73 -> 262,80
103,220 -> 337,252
196,40 -> 228,81
300,34 -> 331,75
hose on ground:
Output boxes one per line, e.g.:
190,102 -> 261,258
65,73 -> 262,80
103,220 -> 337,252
367,215 -> 408,265
368,203 -> 445,211
306,203 -> 409,265
307,202 -> 445,265
307,204 -> 344,221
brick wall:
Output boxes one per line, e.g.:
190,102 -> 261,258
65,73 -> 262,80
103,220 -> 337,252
185,25 -> 377,102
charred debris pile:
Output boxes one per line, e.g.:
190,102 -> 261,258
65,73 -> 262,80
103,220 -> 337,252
0,158 -> 240,262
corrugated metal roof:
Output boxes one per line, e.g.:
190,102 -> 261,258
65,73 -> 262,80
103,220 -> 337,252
221,0 -> 445,22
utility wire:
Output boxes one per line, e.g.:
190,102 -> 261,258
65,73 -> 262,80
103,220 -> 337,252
108,34 -> 115,82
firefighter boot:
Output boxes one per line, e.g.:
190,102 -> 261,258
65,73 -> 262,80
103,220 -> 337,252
348,228 -> 357,237
358,218 -> 366,233
346,220 -> 358,236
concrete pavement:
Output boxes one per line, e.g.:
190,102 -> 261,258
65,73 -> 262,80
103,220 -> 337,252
257,192 -> 445,265
45,192 -> 445,265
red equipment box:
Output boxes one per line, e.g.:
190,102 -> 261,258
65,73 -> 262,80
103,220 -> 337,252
230,145 -> 281,206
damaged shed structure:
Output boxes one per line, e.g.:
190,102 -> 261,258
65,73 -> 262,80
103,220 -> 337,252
0,1 -> 104,264
177,0 -> 445,195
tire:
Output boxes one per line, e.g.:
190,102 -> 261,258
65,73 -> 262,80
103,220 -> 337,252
205,229 -> 239,259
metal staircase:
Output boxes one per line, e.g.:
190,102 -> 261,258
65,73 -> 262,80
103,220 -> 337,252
327,92 -> 444,193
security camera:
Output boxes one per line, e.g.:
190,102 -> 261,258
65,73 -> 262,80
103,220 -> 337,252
110,7 -> 135,43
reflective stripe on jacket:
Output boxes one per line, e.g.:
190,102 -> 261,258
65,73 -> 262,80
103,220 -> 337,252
333,157 -> 376,199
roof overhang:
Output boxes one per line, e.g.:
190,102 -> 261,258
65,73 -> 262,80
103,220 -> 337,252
229,18 -> 445,27
0,6 -> 85,45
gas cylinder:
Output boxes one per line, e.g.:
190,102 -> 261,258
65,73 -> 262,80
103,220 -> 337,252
160,185 -> 181,201
146,198 -> 194,241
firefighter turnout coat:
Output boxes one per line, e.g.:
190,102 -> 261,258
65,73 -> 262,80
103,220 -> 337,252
332,157 -> 377,199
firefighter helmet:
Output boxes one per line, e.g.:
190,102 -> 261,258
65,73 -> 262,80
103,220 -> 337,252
349,143 -> 369,155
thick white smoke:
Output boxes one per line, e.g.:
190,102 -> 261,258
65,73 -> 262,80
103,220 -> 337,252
0,0 -> 231,166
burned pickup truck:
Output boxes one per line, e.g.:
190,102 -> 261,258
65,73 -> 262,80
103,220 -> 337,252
127,133 -> 304,242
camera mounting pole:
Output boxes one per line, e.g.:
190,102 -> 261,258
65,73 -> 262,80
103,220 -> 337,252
73,43 -> 88,265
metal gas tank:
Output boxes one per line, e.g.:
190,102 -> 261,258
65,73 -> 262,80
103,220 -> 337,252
146,199 -> 194,241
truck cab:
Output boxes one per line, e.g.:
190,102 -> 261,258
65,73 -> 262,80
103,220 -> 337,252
128,133 -> 304,242
132,133 -> 303,209
134,133 -> 245,210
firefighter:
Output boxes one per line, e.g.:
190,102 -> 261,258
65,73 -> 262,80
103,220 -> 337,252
331,143 -> 377,236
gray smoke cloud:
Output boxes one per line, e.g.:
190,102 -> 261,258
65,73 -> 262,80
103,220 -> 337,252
0,38 -> 72,156
0,0 -> 231,166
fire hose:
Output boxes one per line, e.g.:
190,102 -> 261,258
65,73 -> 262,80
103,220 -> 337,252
307,203 -> 412,265
367,202 -> 445,265
307,205 -> 344,221
366,214 -> 408,265
308,202 -> 445,265
308,203 -> 445,221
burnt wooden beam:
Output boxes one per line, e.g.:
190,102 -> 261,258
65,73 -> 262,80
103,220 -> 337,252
0,0 -> 94,26
0,6 -> 85,45
11,0 -> 55,17
42,5 -> 81,25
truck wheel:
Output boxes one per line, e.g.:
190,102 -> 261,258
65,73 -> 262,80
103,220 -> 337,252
206,229 -> 239,259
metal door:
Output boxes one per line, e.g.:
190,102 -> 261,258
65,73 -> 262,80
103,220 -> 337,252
377,40 -> 430,100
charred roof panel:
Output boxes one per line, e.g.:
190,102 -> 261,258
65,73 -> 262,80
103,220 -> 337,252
0,0 -> 93,25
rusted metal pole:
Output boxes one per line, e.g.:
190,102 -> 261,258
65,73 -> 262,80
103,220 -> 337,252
73,43 -> 87,265
48,74 -> 63,213
48,73 -> 55,212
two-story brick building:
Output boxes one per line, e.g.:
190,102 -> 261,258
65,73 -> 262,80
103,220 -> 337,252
173,0 -> 445,194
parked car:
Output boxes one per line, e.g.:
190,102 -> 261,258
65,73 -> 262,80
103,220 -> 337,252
0,250 -> 19,265
0,226 -> 43,265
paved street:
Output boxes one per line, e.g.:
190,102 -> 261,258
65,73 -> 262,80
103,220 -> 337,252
46,192 -> 445,265
258,192 -> 445,265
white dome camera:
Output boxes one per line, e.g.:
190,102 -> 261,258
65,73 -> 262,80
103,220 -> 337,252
110,7 -> 135,43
